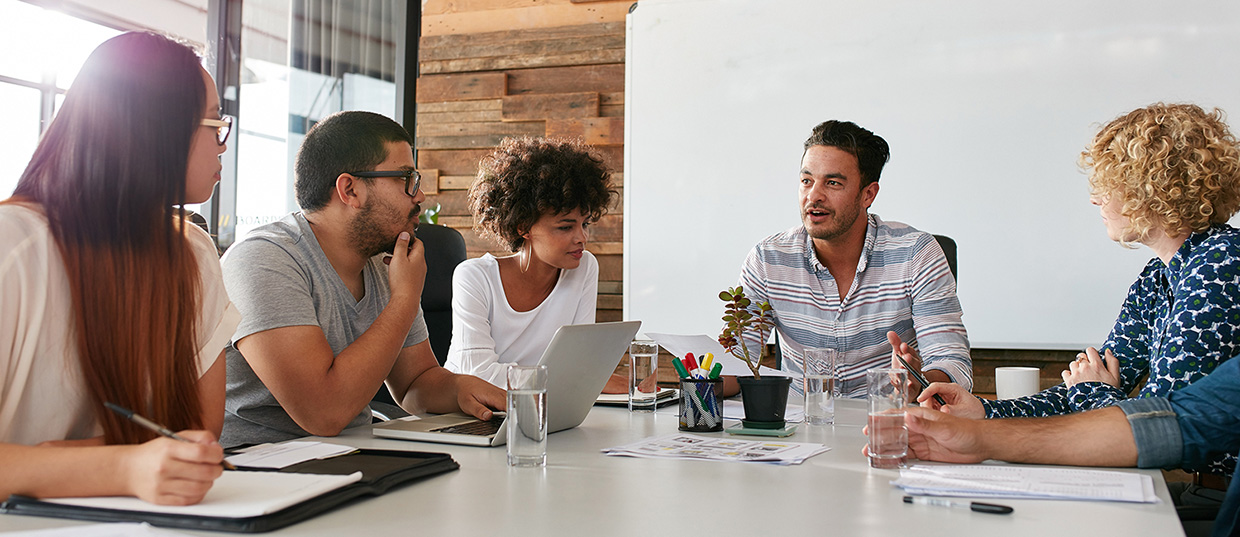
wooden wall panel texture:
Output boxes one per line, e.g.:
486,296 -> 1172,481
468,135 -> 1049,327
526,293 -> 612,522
416,12 -> 626,322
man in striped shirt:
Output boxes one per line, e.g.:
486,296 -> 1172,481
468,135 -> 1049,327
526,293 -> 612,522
737,120 -> 972,398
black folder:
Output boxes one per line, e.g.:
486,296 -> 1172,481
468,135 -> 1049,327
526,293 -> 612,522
0,449 -> 458,533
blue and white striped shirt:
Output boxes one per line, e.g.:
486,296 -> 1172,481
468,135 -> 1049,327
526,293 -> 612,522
738,214 -> 972,397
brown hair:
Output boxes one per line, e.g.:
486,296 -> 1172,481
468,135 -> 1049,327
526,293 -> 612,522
8,32 -> 207,444
469,137 -> 616,251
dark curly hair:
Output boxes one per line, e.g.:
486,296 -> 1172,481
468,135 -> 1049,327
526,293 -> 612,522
469,137 -> 616,252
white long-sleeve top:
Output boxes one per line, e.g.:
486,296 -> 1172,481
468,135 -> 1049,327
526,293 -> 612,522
444,251 -> 598,387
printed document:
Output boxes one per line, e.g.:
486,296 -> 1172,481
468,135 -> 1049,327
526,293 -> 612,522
893,464 -> 1159,503
603,433 -> 829,465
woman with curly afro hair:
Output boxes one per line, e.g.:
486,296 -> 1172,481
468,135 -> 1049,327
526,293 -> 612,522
924,103 -> 1240,482
444,137 -> 633,393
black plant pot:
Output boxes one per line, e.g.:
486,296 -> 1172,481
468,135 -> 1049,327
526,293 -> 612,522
736,375 -> 792,429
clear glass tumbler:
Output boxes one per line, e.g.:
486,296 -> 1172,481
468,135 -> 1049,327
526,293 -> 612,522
507,364 -> 548,467
867,368 -> 908,469
803,348 -> 838,425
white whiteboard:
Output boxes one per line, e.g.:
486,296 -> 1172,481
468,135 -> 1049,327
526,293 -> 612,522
623,0 -> 1240,349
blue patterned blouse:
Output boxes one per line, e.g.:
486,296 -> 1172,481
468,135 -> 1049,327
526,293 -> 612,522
982,224 -> 1240,474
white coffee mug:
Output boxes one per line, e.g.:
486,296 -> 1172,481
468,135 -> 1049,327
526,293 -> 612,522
994,366 -> 1040,400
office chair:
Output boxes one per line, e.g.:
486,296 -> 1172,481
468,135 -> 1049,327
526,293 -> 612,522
932,234 -> 958,281
371,223 -> 468,421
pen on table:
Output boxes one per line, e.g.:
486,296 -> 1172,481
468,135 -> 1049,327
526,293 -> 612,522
893,353 -> 949,407
105,402 -> 236,470
903,496 -> 1013,515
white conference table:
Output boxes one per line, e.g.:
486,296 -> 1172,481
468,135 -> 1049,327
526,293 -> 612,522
0,399 -> 1185,536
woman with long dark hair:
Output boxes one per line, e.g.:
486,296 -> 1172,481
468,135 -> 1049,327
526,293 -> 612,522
0,32 -> 238,505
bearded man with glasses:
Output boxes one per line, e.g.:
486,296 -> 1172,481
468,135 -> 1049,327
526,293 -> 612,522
218,111 -> 505,447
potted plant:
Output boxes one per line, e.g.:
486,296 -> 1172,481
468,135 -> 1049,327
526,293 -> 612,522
718,286 -> 792,428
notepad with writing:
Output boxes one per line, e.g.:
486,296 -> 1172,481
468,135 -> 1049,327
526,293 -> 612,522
0,449 -> 458,533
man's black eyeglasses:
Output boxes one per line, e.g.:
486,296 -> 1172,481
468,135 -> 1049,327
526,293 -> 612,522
350,169 -> 421,196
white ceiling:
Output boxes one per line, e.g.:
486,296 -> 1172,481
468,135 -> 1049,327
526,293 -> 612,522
28,0 -> 208,44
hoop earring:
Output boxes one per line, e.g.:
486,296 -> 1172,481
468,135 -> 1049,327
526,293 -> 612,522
520,241 -> 532,274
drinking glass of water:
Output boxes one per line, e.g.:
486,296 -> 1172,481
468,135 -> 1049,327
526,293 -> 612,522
803,348 -> 838,425
628,340 -> 660,412
866,368 -> 908,469
507,364 -> 548,468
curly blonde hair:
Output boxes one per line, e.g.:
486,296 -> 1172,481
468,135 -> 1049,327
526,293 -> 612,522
1081,103 -> 1240,242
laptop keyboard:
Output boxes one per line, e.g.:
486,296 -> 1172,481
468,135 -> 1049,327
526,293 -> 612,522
431,415 -> 505,436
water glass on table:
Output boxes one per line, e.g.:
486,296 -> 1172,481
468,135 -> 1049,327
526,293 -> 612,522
867,368 -> 908,469
507,364 -> 548,468
803,348 -> 838,425
628,340 -> 660,412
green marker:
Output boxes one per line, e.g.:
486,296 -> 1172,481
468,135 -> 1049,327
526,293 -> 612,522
672,356 -> 690,378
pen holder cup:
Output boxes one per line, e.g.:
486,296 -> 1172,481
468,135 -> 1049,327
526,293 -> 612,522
678,378 -> 724,432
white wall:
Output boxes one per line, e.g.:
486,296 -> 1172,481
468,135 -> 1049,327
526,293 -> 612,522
624,0 -> 1240,349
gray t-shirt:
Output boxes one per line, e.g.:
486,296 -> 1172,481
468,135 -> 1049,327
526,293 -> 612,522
220,212 -> 427,447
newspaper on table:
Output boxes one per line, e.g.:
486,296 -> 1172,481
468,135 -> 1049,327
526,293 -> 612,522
602,433 -> 830,465
893,464 -> 1159,503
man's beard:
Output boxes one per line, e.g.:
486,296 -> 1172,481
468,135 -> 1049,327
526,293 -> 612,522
805,195 -> 862,242
349,199 -> 420,258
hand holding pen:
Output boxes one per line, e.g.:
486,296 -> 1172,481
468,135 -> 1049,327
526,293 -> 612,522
105,402 -> 235,470
885,331 -> 948,405
104,402 -> 231,505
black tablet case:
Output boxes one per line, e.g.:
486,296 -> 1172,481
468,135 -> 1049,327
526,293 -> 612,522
0,449 -> 458,533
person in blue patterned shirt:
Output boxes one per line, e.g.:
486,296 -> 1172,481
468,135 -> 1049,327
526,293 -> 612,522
923,103 -> 1240,483
734,120 -> 971,399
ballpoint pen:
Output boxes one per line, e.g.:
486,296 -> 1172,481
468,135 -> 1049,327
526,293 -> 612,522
893,353 -> 948,407
903,495 -> 1013,514
105,402 -> 236,470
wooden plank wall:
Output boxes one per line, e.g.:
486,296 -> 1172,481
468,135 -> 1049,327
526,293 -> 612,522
417,2 -> 631,322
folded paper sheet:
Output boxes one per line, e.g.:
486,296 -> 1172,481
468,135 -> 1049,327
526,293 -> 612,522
893,464 -> 1158,503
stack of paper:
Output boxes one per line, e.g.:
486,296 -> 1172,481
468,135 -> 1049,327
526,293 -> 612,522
893,464 -> 1159,503
602,433 -> 830,465
595,388 -> 677,406
225,441 -> 357,469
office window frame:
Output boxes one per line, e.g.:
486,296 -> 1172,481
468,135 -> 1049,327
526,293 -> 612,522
200,0 -> 418,251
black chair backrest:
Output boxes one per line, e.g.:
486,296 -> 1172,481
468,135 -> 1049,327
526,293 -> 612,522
933,234 -> 958,281
418,223 -> 468,365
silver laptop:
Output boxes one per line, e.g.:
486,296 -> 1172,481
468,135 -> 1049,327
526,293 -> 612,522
372,320 -> 642,446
